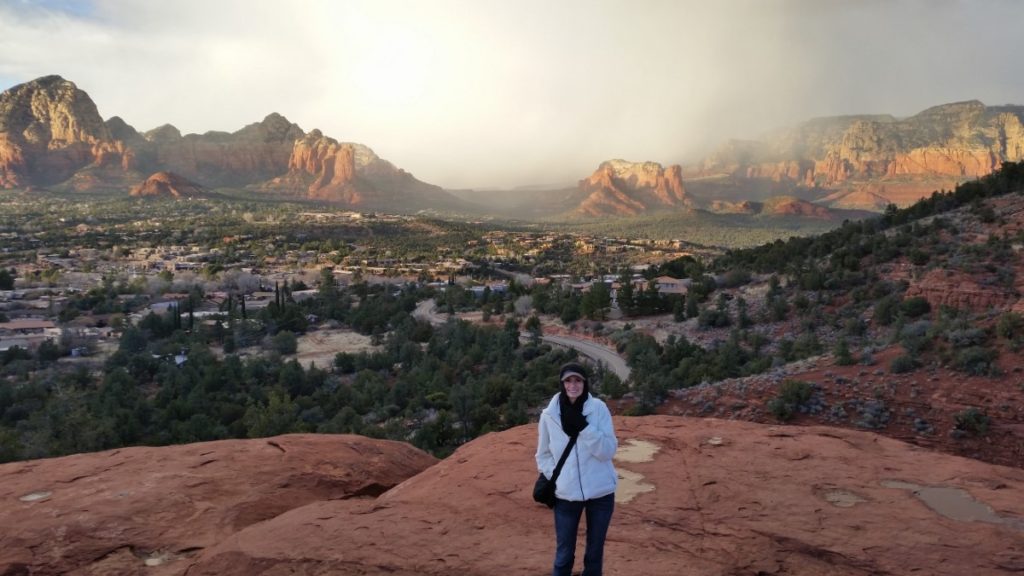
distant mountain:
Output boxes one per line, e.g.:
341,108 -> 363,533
129,171 -> 206,199
574,159 -> 692,217
692,100 -> 1024,209
816,187 -> 894,211
706,196 -> 842,219
0,75 -> 466,213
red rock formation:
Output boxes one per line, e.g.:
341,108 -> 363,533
888,147 -> 999,178
576,159 -> 692,217
187,419 -> 1024,576
273,129 -> 454,208
0,75 -> 115,186
142,113 -> 303,187
760,196 -> 834,219
818,186 -> 896,211
0,77 -> 455,212
708,199 -> 757,214
0,434 -> 436,575
905,268 -> 1019,313
130,171 -> 206,198
696,101 -> 1024,210
287,130 -> 364,202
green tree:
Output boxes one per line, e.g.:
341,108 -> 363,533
834,337 -> 854,366
271,330 -> 299,355
581,281 -> 611,321
525,315 -> 543,345
0,268 -> 14,290
616,269 -> 635,314
685,290 -> 699,319
243,389 -> 297,438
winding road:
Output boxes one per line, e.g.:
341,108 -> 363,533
538,334 -> 631,382
413,299 -> 631,381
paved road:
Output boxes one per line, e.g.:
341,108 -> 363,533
540,334 -> 631,382
412,299 -> 446,325
414,299 -> 631,381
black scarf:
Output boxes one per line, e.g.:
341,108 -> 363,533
559,390 -> 589,437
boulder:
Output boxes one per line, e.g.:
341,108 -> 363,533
0,434 -> 437,575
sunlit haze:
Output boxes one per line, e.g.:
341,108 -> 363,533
1,0 -> 1022,189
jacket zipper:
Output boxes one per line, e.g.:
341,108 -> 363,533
575,447 -> 585,500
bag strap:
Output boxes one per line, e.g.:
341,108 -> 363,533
549,434 -> 578,483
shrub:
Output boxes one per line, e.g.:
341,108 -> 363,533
996,312 -> 1024,340
890,354 -> 918,374
945,327 -> 987,347
954,407 -> 991,435
873,295 -> 899,326
909,249 -> 930,266
834,338 -> 855,365
899,296 -> 931,318
768,380 -> 814,422
271,330 -> 298,355
720,268 -> 752,288
952,346 -> 999,376
599,372 -> 629,400
856,399 -> 891,429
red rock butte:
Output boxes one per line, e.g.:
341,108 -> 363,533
3,418 -> 1023,575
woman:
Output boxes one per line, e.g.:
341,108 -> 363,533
535,361 -> 618,576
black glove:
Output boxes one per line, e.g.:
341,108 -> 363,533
561,405 -> 589,437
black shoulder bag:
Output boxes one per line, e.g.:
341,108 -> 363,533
533,435 -> 577,508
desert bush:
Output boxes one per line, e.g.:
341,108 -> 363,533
945,327 -> 988,348
697,306 -> 730,329
792,331 -> 823,358
890,354 -> 919,374
873,295 -> 899,326
996,312 -> 1024,340
767,380 -> 814,422
909,249 -> 931,266
834,338 -> 855,365
719,268 -> 752,288
951,346 -> 999,376
270,330 -> 298,355
856,399 -> 891,429
954,407 -> 991,435
859,348 -> 875,365
899,296 -> 931,318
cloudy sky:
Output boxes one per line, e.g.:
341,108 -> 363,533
1,0 -> 1022,189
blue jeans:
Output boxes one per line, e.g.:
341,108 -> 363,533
552,492 -> 615,576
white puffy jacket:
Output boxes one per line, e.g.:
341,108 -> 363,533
535,393 -> 618,502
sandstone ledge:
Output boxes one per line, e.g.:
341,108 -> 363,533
189,418 -> 1024,576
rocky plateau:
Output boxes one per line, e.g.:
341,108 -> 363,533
2,420 -> 1022,575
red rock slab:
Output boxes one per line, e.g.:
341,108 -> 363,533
188,417 -> 1024,576
0,434 -> 436,576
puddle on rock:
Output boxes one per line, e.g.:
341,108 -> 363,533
19,491 -> 52,502
613,439 -> 661,503
616,468 -> 655,503
882,479 -> 1024,531
822,489 -> 867,508
615,439 -> 660,463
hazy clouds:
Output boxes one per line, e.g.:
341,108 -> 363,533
1,0 -> 1022,188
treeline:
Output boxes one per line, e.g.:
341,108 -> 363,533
0,276 -> 597,462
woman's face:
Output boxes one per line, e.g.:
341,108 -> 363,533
562,375 -> 585,402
